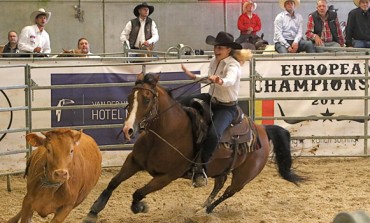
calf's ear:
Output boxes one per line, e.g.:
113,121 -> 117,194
26,133 -> 45,147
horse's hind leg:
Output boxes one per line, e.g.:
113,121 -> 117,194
83,153 -> 141,223
206,147 -> 269,213
202,175 -> 227,208
206,170 -> 254,213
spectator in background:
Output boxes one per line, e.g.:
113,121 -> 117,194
273,0 -> 315,53
120,2 -> 159,50
77,37 -> 99,57
306,0 -> 344,52
18,8 -> 51,56
235,0 -> 263,50
345,0 -> 370,48
1,31 -> 21,57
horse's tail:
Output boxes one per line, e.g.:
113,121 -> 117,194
264,124 -> 305,186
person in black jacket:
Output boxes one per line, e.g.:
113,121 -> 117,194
306,0 -> 344,52
119,2 -> 159,50
1,31 -> 21,57
345,0 -> 370,48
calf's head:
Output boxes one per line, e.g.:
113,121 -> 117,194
26,129 -> 82,184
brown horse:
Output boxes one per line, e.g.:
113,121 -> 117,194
83,73 -> 304,222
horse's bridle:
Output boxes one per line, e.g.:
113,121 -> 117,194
132,85 -> 159,130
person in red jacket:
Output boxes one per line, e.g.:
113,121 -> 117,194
235,0 -> 262,49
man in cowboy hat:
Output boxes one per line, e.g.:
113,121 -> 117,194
120,2 -> 159,50
181,31 -> 247,187
345,0 -> 370,48
273,0 -> 315,53
306,0 -> 345,52
18,8 -> 51,56
235,0 -> 266,50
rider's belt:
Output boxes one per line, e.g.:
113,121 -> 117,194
211,98 -> 237,106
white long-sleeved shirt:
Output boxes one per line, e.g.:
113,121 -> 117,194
194,56 -> 241,103
18,24 -> 51,54
120,18 -> 159,48
273,11 -> 304,47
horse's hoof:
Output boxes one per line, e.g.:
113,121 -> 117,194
82,212 -> 98,223
195,207 -> 206,214
206,205 -> 214,214
131,201 -> 148,214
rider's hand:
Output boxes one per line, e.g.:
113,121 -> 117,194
181,64 -> 195,80
209,75 -> 223,85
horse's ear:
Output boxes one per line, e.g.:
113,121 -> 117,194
149,43 -> 154,51
154,74 -> 160,83
137,72 -> 144,81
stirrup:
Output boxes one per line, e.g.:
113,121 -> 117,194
191,166 -> 208,187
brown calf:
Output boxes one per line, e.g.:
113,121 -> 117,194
8,128 -> 102,223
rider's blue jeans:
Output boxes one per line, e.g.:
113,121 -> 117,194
353,40 -> 370,48
275,40 -> 316,53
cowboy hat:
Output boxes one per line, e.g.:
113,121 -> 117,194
30,8 -> 51,24
243,0 -> 257,11
205,31 -> 242,49
134,2 -> 154,17
279,0 -> 300,9
333,211 -> 370,223
353,0 -> 370,7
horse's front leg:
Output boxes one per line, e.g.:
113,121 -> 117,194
202,175 -> 227,208
83,153 -> 141,223
131,174 -> 175,214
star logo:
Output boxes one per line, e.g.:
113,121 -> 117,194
320,108 -> 335,122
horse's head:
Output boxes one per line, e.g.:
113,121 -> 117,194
58,48 -> 85,57
137,42 -> 154,57
123,73 -> 160,140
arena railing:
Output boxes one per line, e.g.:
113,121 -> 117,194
1,50 -> 370,190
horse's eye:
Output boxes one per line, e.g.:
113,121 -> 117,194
143,97 -> 150,105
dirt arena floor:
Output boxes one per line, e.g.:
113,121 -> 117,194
1,157 -> 370,223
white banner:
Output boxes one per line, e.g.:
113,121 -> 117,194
255,57 -> 369,156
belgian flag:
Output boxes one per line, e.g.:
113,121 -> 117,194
255,100 -> 274,124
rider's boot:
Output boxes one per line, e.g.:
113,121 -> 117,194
192,152 -> 208,187
192,164 -> 208,188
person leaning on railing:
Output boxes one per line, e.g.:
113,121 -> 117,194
305,0 -> 345,53
273,0 -> 316,53
119,2 -> 159,50
1,31 -> 22,57
18,8 -> 51,57
345,0 -> 370,48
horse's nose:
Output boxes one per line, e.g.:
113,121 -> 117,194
123,126 -> 134,140
128,128 -> 134,136
53,169 -> 69,181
